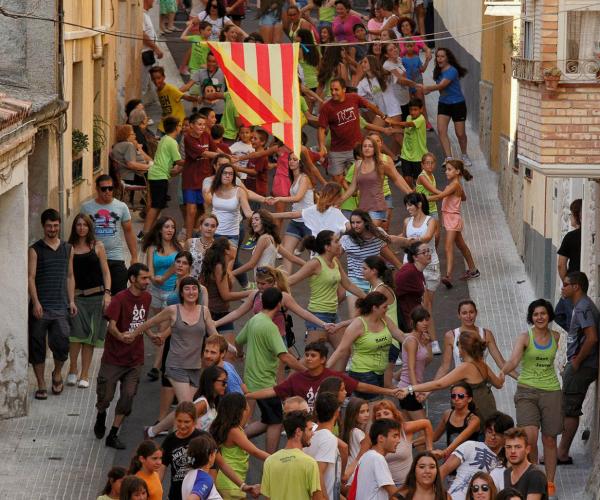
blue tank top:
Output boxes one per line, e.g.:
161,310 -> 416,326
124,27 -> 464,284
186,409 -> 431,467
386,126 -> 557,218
153,250 -> 177,291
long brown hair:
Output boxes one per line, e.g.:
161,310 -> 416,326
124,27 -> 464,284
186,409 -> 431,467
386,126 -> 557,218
68,213 -> 96,248
316,182 -> 342,213
403,451 -> 447,500
361,136 -> 385,180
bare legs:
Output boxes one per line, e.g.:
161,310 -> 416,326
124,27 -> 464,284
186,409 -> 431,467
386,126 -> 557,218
444,230 -> 476,279
69,342 -> 95,381
437,115 -> 468,159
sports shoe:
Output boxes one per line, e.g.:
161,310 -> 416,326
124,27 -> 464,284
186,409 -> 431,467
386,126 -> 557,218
547,481 -> 556,497
426,121 -> 434,131
431,340 -> 442,355
241,238 -> 257,250
459,269 -> 481,281
105,434 -> 126,450
66,373 -> 78,386
441,276 -> 453,289
77,379 -> 90,389
461,154 -> 473,166
137,230 -> 144,241
147,367 -> 159,381
94,412 -> 106,439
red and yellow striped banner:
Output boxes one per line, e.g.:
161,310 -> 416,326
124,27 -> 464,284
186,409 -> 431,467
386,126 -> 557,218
207,42 -> 301,156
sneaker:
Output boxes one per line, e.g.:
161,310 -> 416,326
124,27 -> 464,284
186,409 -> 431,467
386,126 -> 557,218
241,238 -> 257,250
143,426 -> 152,440
441,276 -> 453,289
94,412 -> 106,439
461,154 -> 473,166
105,434 -> 126,450
137,230 -> 144,241
66,373 -> 78,386
147,367 -> 159,381
426,121 -> 434,131
459,269 -> 481,281
395,357 -> 403,367
77,379 -> 90,389
431,340 -> 442,355
547,481 -> 556,497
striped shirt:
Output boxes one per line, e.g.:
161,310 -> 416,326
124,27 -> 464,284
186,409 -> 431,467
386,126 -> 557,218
340,235 -> 385,282
31,239 -> 70,313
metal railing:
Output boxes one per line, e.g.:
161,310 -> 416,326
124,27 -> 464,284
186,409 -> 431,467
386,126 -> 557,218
511,57 -> 543,82
563,59 -> 600,83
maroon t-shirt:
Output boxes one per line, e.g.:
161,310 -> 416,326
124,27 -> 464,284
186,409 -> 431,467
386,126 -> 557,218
183,132 -> 216,190
318,93 -> 369,152
102,288 -> 152,367
273,368 -> 359,411
395,262 -> 425,329
245,155 -> 269,196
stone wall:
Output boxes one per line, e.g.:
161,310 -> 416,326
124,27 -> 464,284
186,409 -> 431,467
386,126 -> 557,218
479,80 -> 493,167
497,134 -> 524,254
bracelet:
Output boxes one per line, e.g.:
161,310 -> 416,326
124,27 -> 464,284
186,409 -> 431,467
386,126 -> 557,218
104,289 -> 112,295
240,482 -> 247,491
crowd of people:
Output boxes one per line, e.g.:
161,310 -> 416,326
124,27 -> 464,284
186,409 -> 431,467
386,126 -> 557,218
26,0 -> 600,499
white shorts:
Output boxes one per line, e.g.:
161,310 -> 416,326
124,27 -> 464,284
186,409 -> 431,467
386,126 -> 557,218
423,263 -> 440,292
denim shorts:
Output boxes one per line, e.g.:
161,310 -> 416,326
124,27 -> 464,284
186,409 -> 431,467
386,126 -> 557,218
346,276 -> 371,297
348,370 -> 384,400
385,195 -> 393,209
285,219 -> 311,240
259,11 -> 281,26
305,311 -> 337,331
150,285 -> 172,309
388,343 -> 401,363
215,234 -> 239,248
369,210 -> 388,221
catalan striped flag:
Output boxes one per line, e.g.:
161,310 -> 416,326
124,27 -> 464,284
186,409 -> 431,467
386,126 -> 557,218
207,41 -> 301,156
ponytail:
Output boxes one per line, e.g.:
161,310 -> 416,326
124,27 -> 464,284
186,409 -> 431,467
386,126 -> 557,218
302,230 -> 335,255
128,440 -> 159,474
447,159 -> 473,181
364,255 -> 394,288
355,291 -> 387,315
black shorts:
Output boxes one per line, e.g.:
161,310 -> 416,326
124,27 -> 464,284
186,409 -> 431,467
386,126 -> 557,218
399,392 -> 424,411
160,336 -> 172,388
149,179 -> 169,209
108,260 -> 128,294
562,362 -> 597,417
230,14 -> 245,21
401,104 -> 410,121
438,101 -> 467,122
400,159 -> 422,179
257,396 -> 283,425
28,311 -> 70,365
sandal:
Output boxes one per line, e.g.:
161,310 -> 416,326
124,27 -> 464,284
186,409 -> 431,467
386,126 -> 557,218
441,276 -> 453,289
34,389 -> 48,400
51,377 -> 64,395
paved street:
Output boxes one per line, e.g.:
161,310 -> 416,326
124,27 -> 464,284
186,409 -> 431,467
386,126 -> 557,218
0,4 -> 591,499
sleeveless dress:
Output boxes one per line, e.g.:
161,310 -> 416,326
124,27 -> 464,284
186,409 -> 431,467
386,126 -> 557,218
188,238 -> 212,279
466,361 -> 497,425
441,193 -> 463,231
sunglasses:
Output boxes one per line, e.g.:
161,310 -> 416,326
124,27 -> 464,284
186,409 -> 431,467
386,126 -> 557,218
471,484 -> 490,493
99,185 -> 114,192
450,393 -> 467,399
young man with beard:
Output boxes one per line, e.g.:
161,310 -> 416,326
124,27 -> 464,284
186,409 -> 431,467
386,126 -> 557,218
201,333 -> 246,395
261,411 -> 324,500
440,412 -> 515,500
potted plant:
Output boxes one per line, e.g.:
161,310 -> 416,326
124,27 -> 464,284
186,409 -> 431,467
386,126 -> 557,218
72,129 -> 89,182
93,114 -> 108,171
543,67 -> 562,91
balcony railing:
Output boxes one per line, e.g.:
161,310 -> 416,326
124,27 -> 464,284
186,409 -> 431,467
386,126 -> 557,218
563,59 -> 600,83
511,57 -> 543,82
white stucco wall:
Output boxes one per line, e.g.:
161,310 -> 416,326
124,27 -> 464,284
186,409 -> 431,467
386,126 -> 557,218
434,0 -> 482,62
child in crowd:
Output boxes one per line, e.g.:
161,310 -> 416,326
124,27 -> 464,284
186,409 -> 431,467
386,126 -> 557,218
181,20 -> 213,75
229,125 -> 254,182
353,24 -> 369,61
97,466 -> 126,500
415,152 -> 441,246
401,38 -> 431,129
129,440 -> 163,500
181,432 -> 221,500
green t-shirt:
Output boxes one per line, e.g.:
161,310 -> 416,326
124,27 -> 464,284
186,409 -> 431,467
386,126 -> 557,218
401,114 -> 427,162
186,36 -> 209,72
236,312 -> 287,391
221,92 -> 240,140
261,448 -> 321,500
149,135 -> 181,180
415,170 -> 438,214
340,163 -> 358,211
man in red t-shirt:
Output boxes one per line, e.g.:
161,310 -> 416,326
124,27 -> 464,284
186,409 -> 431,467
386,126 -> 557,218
245,341 -> 397,412
93,263 -> 152,449
183,114 -> 219,238
318,78 -> 387,184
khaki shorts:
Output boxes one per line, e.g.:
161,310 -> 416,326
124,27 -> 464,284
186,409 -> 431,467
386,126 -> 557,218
327,150 -> 354,176
514,384 -> 563,437
562,362 -> 597,417
423,263 -> 441,292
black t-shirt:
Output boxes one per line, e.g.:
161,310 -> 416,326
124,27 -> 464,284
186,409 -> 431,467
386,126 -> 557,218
162,429 -> 201,500
557,228 -> 581,272
503,465 -> 547,500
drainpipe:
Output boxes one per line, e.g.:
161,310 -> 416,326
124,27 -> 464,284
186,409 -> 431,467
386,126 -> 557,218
92,0 -> 103,59
57,0 -> 67,235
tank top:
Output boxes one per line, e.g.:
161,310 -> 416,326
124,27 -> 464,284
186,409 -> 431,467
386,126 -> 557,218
252,292 -> 285,335
216,433 -> 250,491
453,327 -> 487,367
204,274 -> 229,314
441,193 -> 461,215
308,256 -> 341,313
398,334 -> 429,387
166,305 -> 206,369
188,238 -> 212,279
193,395 -> 217,431
350,317 -> 392,375
153,249 -> 178,291
372,282 -> 399,350
73,248 -> 104,291
31,239 -> 70,312
518,329 -> 560,391
254,235 -> 278,272
415,170 -> 438,214
404,216 -> 439,265
356,161 -> 387,212
386,431 -> 413,486
381,154 -> 393,197
445,409 -> 478,446
212,188 -> 241,236
291,174 -> 314,222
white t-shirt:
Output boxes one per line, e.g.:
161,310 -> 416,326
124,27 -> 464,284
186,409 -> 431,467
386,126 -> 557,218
349,428 -> 366,463
490,467 -> 505,491
142,11 -> 157,53
382,59 -> 410,106
304,428 -> 341,500
354,449 -> 395,500
357,75 -> 402,117
198,12 -> 232,40
182,469 -> 223,499
229,141 -> 254,179
301,206 -> 349,236
448,441 -> 502,500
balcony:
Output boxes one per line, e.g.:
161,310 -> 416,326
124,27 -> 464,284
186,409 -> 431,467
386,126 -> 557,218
563,59 -> 600,83
511,57 -> 543,82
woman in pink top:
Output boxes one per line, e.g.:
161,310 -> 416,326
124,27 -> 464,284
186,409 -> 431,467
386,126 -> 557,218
396,306 -> 433,421
428,159 -> 479,289
332,0 -> 363,43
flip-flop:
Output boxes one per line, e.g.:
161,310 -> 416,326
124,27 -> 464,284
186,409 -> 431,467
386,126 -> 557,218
51,378 -> 64,395
540,456 -> 573,465
34,389 -> 48,400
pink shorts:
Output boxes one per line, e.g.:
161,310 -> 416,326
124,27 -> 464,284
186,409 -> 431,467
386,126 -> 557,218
442,211 -> 464,232
272,173 -> 291,197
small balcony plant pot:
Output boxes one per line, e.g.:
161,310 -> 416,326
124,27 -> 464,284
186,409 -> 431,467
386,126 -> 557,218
542,67 -> 562,91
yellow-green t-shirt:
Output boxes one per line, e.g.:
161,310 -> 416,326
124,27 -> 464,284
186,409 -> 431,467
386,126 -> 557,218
400,114 -> 427,162
261,448 -> 321,500
149,135 -> 181,180
157,83 -> 186,132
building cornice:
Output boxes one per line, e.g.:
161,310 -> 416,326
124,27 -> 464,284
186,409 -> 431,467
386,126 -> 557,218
518,154 -> 600,178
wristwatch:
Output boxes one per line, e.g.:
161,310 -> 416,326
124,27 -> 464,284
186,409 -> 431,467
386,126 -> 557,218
407,385 -> 414,395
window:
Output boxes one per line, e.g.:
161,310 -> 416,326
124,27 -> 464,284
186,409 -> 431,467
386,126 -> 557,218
522,0 -> 535,59
564,10 -> 600,78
